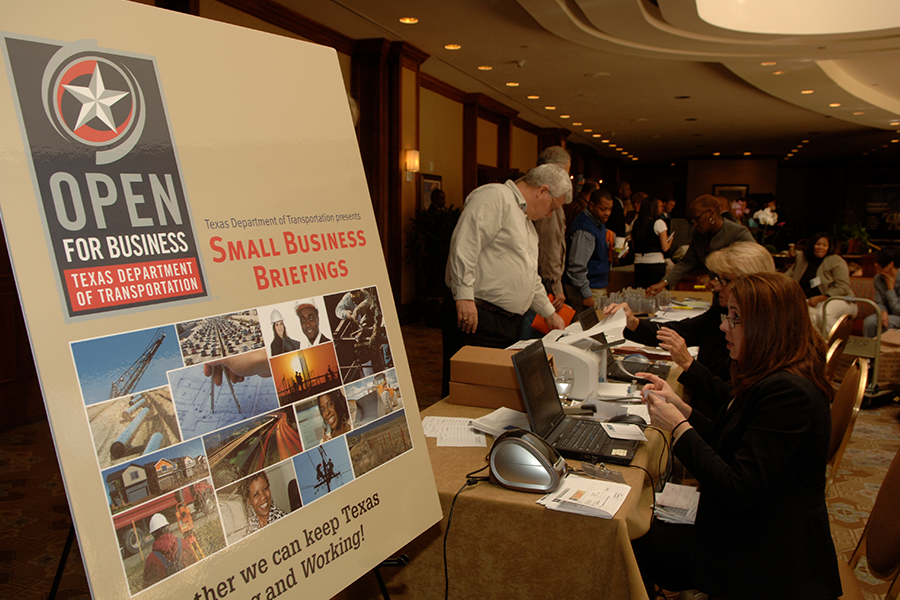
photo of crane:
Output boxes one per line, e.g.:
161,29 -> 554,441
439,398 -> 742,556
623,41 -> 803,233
71,325 -> 183,406
203,406 -> 303,489
292,438 -> 354,506
86,385 -> 182,470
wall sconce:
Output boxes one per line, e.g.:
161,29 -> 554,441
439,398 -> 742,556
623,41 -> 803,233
406,149 -> 420,182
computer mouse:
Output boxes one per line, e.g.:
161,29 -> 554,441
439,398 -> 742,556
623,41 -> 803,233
607,413 -> 647,425
623,353 -> 650,365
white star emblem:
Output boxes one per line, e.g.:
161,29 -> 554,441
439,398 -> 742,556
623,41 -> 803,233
62,62 -> 129,132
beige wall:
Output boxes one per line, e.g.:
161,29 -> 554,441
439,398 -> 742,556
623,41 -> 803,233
419,88 -> 464,208
686,159 -> 778,203
400,67 -> 419,305
477,118 -> 498,167
511,126 -> 539,173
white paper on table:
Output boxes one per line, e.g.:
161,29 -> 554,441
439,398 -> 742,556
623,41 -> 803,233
421,416 -> 470,437
470,407 -> 530,437
437,428 -> 487,447
657,482 -> 700,510
539,475 -> 631,518
601,422 -> 648,441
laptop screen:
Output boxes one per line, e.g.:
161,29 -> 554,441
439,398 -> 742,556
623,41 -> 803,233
577,306 -> 599,331
512,340 -> 563,437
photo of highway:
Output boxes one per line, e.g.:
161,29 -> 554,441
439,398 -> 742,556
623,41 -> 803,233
346,410 -> 412,478
71,325 -> 183,406
86,385 -> 182,470
168,350 -> 278,440
177,310 -> 264,366
292,438 -> 353,506
203,407 -> 303,488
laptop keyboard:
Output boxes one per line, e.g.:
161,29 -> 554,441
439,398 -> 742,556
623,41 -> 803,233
558,419 -> 606,453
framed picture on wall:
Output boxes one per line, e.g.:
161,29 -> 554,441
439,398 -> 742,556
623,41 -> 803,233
421,173 -> 442,210
712,184 -> 749,205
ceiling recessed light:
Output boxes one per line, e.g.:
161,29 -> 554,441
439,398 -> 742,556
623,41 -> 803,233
853,111 -> 865,115
572,122 -> 582,126
772,70 -> 787,75
829,103 -> 841,107
802,139 -> 810,143
399,17 -> 418,24
592,134 -> 601,138
444,44 -> 461,50
506,82 -> 519,87
526,95 -> 539,99
631,157 -> 638,161
892,139 -> 900,143
560,115 -> 570,119
891,121 -> 900,126
544,106 -> 556,110
713,152 -> 721,156
583,128 -> 592,132
761,61 -> 776,66
801,90 -> 814,94
477,65 -> 493,71
743,152 -> 752,156
601,139 -> 610,143
609,144 -> 617,148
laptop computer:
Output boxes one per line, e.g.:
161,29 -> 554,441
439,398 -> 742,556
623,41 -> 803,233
512,340 -> 638,464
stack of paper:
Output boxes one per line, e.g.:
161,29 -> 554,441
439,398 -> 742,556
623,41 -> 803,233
537,475 -> 631,519
421,416 -> 487,447
470,407 -> 530,438
654,482 -> 699,524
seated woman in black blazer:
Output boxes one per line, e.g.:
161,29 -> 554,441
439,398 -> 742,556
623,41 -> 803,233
633,272 -> 841,600
604,241 -> 774,416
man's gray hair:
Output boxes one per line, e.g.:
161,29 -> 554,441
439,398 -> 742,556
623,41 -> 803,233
524,163 -> 573,204
537,146 -> 570,169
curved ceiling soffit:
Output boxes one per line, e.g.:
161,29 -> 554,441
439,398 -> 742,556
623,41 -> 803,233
516,0 -> 900,129
514,0 -> 900,60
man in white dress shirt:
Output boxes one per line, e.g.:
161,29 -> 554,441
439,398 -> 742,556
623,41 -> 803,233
441,163 -> 571,396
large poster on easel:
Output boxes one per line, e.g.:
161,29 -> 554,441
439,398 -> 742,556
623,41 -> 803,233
0,1 -> 441,598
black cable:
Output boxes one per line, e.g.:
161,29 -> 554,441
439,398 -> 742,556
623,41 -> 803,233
443,466 -> 489,600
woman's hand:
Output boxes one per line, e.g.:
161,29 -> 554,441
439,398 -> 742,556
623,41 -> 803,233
656,327 -> 693,370
807,295 -> 828,307
644,390 -> 689,433
637,372 -> 691,418
603,302 -> 639,331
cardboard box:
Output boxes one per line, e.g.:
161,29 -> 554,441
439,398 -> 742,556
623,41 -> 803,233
449,346 -> 525,410
448,381 -> 525,412
450,346 -> 520,389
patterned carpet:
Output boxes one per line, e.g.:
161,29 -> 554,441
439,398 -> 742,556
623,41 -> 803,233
0,320 -> 897,599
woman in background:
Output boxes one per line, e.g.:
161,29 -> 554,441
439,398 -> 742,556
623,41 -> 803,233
631,197 -> 672,289
633,272 -> 841,600
785,231 -> 857,334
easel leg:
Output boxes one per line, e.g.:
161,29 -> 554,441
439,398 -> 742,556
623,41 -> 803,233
49,524 -> 75,600
373,554 -> 409,600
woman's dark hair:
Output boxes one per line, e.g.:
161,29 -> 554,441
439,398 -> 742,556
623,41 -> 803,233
241,471 -> 270,501
272,322 -> 284,339
728,272 -> 832,401
318,389 -> 350,430
808,232 -> 836,258
632,196 -> 661,246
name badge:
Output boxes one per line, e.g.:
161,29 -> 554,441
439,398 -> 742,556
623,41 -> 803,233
810,276 -> 822,288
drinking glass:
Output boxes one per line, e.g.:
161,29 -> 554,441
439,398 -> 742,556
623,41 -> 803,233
555,367 -> 575,405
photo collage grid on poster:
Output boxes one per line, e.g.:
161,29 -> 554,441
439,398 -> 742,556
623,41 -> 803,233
69,285 -> 414,595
